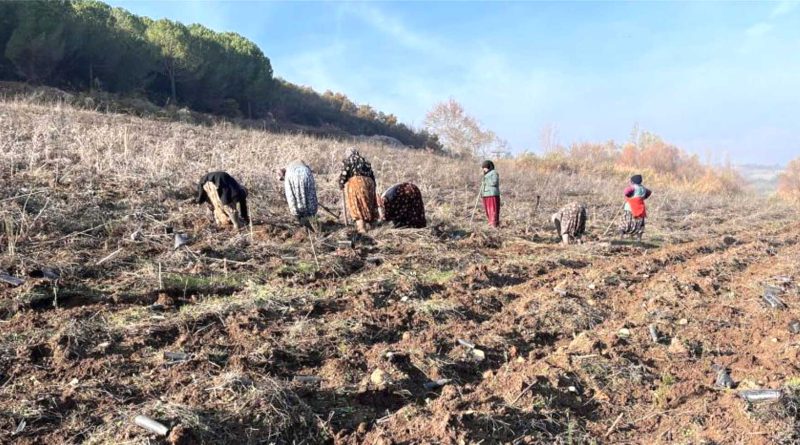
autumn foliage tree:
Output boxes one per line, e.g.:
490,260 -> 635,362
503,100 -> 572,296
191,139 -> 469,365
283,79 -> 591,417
778,158 -> 800,202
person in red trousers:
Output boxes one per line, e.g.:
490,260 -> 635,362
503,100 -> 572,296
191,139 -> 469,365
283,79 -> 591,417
481,160 -> 500,227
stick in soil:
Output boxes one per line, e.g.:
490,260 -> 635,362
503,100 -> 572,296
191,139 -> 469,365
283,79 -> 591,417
603,204 -> 625,237
469,177 -> 482,226
605,412 -> 625,438
96,247 -> 123,266
307,228 -> 320,271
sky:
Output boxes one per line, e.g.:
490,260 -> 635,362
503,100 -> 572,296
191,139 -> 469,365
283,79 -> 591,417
105,1 -> 800,165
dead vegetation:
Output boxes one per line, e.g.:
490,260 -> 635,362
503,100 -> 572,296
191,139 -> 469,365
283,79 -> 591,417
1,100 -> 799,444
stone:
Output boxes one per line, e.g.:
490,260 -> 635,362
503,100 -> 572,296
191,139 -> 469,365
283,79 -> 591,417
370,369 -> 388,386
668,338 -> 689,356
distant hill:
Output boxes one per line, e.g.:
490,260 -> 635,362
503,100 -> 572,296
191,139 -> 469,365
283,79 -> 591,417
735,163 -> 783,195
0,1 -> 439,149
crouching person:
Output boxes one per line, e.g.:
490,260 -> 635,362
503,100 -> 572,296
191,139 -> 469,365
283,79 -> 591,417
196,171 -> 249,229
551,202 -> 587,245
278,160 -> 319,231
378,183 -> 427,228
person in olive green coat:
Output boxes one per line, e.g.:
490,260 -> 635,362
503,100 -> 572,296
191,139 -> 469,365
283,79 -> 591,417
481,160 -> 500,227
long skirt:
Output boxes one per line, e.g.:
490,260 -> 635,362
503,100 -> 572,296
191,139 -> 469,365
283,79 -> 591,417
482,196 -> 500,227
345,176 -> 379,223
553,202 -> 587,238
382,183 -> 426,228
285,164 -> 318,218
619,210 -> 645,236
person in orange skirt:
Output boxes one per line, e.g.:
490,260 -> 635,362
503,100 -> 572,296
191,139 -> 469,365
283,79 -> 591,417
338,148 -> 379,234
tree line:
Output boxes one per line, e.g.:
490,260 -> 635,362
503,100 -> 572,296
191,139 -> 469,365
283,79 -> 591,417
0,1 -> 439,149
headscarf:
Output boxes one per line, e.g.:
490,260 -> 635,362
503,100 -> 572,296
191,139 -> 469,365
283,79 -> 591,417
345,147 -> 358,158
482,160 -> 495,170
630,174 -> 643,185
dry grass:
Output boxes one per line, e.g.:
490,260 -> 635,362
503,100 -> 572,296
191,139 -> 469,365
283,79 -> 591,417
1,98 -> 798,444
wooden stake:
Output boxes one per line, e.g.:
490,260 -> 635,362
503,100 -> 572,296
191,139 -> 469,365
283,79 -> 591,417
469,176 -> 483,225
341,189 -> 350,225
602,204 -> 626,237
96,248 -> 123,265
307,228 -> 320,271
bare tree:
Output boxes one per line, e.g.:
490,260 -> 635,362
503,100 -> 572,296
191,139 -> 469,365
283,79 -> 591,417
539,123 -> 560,153
423,98 -> 498,157
778,158 -> 800,202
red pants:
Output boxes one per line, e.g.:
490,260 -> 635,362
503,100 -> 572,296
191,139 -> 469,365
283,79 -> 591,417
482,196 -> 500,227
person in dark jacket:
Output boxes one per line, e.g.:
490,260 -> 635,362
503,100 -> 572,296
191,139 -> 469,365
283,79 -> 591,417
196,171 -> 249,229
481,160 -> 500,227
378,182 -> 427,228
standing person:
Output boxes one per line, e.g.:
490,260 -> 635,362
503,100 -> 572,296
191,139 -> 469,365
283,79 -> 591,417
378,182 -> 427,228
339,148 -> 379,234
195,171 -> 249,229
552,202 -> 587,245
619,174 -> 652,240
481,160 -> 500,227
277,160 -> 318,231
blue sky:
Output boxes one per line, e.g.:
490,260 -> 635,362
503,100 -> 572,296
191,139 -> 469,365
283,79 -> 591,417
105,1 -> 799,165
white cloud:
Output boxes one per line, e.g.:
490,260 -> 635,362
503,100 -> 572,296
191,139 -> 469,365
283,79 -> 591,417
771,1 -> 798,18
746,22 -> 774,37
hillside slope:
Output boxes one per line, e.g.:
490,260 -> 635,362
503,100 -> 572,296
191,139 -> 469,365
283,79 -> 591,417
0,101 -> 799,444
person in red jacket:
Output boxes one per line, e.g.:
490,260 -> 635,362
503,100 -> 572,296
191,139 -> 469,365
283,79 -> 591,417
619,174 -> 652,239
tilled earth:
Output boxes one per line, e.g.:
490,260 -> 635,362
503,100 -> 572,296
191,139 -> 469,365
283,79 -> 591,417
0,101 -> 799,444
1,179 -> 799,445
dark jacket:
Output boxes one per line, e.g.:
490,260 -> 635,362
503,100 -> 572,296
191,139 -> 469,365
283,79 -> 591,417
338,151 -> 375,190
196,171 -> 249,222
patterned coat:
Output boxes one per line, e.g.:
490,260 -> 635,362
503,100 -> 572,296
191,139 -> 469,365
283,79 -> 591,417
553,202 -> 587,237
284,161 -> 318,218
338,151 -> 375,190
381,183 -> 426,228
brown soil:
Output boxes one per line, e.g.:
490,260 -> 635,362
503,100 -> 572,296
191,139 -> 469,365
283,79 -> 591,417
1,102 -> 799,444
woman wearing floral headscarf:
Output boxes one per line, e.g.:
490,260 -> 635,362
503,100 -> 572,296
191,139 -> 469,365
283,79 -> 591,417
339,148 -> 379,233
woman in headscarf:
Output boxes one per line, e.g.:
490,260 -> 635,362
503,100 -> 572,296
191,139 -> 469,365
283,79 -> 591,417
195,171 -> 249,229
338,148 -> 379,233
277,160 -> 318,231
619,174 -> 652,239
552,202 -> 587,245
481,160 -> 500,227
378,183 -> 426,228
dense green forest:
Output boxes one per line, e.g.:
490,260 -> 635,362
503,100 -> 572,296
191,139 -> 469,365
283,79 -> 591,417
0,0 -> 438,148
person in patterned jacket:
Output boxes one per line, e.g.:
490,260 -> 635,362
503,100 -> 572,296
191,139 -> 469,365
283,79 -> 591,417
339,148 -> 379,233
378,183 -> 427,228
277,160 -> 319,231
551,202 -> 587,245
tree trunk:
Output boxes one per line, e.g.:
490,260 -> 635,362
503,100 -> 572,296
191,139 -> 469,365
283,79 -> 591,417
170,69 -> 177,104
